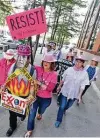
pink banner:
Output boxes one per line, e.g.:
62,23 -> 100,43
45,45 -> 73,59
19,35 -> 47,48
6,6 -> 47,40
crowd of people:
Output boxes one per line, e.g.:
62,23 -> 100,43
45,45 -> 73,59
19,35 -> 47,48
0,42 -> 99,137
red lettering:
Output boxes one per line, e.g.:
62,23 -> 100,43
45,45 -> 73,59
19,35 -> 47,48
20,101 -> 26,108
10,19 -> 17,31
10,11 -> 41,31
29,13 -> 35,25
6,96 -> 14,107
2,92 -> 6,102
20,15 -> 27,27
34,11 -> 40,24
15,17 -> 22,29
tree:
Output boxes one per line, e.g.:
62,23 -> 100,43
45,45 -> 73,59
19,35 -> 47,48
0,0 -> 13,25
22,0 -> 87,62
49,0 -> 86,44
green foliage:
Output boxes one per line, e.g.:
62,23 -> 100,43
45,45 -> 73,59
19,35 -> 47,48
24,0 -> 87,45
49,0 -> 87,44
0,0 -> 13,25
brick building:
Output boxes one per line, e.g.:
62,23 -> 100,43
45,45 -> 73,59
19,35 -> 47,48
77,0 -> 100,55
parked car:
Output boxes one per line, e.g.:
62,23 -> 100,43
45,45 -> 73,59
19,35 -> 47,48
1,39 -> 20,50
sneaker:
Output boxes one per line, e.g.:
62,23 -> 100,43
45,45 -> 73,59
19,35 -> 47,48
37,114 -> 42,120
21,116 -> 26,121
55,121 -> 61,128
24,131 -> 32,138
6,127 -> 16,137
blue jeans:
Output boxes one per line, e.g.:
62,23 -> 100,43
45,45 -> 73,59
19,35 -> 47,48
27,96 -> 51,130
57,94 -> 76,122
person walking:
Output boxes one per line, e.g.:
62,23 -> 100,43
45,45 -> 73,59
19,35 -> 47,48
66,53 -> 74,64
56,53 -> 74,104
3,45 -> 37,137
43,42 -> 55,56
55,56 -> 89,128
0,49 -> 16,87
81,57 -> 99,99
25,54 -> 57,137
73,49 -> 78,64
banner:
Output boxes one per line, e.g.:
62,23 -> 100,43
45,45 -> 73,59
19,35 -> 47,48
6,6 -> 47,40
1,92 -> 36,115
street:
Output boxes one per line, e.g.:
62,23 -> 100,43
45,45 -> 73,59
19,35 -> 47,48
0,48 -> 100,137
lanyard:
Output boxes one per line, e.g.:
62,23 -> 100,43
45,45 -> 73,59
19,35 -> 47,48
40,70 -> 51,84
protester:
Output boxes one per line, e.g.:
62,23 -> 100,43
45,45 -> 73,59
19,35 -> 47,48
43,42 -> 55,56
54,46 -> 63,61
43,42 -> 62,60
81,57 -> 99,99
50,41 -> 56,51
0,49 -> 16,87
73,49 -> 78,64
4,45 -> 37,137
66,53 -> 74,63
55,56 -> 89,128
80,51 -> 84,56
56,53 -> 74,103
25,54 -> 57,137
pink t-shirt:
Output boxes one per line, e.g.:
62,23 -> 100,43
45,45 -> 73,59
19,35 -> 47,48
0,58 -> 16,86
35,66 -> 57,98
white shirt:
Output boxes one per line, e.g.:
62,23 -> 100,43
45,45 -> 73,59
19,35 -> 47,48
53,49 -> 63,60
43,48 -> 62,60
43,47 -> 54,57
61,67 -> 89,99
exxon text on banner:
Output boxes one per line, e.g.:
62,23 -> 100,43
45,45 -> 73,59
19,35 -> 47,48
6,6 -> 47,40
1,92 -> 27,115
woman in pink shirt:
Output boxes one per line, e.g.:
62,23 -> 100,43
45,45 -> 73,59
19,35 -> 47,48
0,49 -> 16,87
25,54 -> 57,137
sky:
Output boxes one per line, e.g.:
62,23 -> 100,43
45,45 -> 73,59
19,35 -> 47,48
69,0 -> 93,43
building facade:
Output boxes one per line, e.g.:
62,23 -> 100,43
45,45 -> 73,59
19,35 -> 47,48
77,0 -> 100,55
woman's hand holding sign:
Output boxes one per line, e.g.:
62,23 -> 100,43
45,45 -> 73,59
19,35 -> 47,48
0,85 -> 6,95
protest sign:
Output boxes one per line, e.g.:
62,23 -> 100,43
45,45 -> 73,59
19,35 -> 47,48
6,6 -> 47,40
1,92 -> 36,115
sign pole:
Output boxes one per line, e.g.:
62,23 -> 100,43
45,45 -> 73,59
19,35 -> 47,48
28,1 -> 36,65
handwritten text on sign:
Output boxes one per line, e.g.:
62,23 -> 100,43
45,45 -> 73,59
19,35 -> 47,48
6,6 -> 47,40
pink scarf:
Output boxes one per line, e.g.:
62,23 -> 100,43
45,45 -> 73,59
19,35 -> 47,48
73,66 -> 84,71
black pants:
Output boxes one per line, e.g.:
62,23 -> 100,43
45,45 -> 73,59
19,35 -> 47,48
9,110 -> 26,129
82,85 -> 91,97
